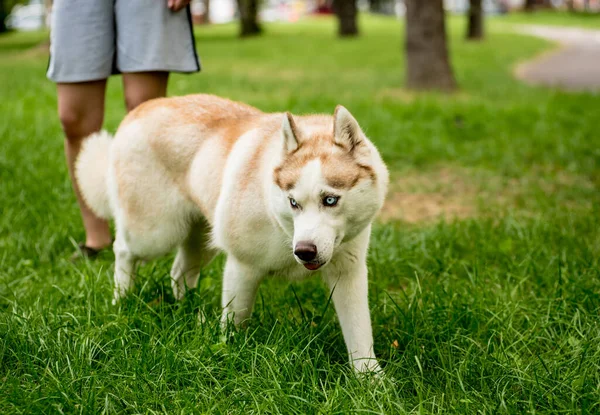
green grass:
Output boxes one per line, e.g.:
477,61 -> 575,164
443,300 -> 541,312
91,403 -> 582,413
1,13 -> 600,414
495,10 -> 600,29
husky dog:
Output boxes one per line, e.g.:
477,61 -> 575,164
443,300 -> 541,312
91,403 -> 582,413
76,94 -> 389,373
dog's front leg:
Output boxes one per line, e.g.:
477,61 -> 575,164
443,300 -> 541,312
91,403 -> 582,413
221,256 -> 263,328
323,255 -> 381,374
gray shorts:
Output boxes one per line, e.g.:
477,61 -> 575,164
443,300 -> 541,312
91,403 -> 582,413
47,0 -> 200,83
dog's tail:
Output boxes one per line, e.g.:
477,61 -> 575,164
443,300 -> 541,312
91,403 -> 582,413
75,130 -> 113,219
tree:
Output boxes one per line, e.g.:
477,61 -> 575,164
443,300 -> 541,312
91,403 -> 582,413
524,0 -> 536,12
405,0 -> 457,91
236,0 -> 261,37
368,0 -> 381,13
333,0 -> 359,37
0,0 -> 7,33
203,0 -> 210,24
466,0 -> 483,40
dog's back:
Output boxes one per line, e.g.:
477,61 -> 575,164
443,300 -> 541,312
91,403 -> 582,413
103,95 -> 267,255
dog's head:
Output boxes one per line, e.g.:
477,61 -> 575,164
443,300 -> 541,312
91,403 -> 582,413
271,106 -> 388,270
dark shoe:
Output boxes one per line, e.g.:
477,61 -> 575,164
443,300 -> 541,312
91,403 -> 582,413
70,242 -> 111,262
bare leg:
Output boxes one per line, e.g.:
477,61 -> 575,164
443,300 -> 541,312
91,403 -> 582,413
221,258 -> 263,327
170,221 -> 215,300
122,72 -> 169,112
57,81 -> 112,250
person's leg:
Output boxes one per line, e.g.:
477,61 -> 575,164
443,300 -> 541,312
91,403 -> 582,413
122,72 -> 169,112
57,80 -> 112,250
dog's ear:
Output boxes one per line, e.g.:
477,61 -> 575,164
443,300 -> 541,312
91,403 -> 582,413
282,112 -> 300,155
333,105 -> 364,152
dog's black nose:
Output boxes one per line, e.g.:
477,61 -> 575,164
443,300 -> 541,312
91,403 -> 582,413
294,242 -> 317,262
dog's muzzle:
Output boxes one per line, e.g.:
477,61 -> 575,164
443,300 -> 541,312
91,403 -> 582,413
294,241 -> 322,270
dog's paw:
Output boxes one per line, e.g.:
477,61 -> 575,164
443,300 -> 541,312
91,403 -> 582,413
353,358 -> 382,374
112,288 -> 127,305
355,365 -> 395,387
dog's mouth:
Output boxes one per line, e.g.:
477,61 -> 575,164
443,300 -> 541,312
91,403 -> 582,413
303,262 -> 322,271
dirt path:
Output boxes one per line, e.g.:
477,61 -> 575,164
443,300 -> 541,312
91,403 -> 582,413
514,25 -> 600,92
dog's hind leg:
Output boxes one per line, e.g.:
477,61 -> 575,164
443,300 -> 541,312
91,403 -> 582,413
112,236 -> 138,305
170,220 -> 215,300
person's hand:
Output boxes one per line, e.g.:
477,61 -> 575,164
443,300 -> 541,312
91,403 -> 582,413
167,0 -> 190,12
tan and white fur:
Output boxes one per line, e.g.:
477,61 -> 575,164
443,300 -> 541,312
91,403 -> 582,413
76,94 -> 389,373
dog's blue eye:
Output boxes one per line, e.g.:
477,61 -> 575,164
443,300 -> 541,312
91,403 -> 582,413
289,198 -> 299,208
323,196 -> 339,207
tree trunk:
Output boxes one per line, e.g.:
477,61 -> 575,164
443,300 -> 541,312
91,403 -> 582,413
204,0 -> 210,24
368,0 -> 380,13
524,0 -> 535,12
466,0 -> 484,40
0,0 -> 7,33
405,0 -> 457,91
333,0 -> 359,37
584,0 -> 590,11
237,0 -> 261,37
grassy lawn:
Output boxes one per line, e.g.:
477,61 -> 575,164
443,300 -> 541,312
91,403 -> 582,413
494,10 -> 600,29
1,13 -> 599,413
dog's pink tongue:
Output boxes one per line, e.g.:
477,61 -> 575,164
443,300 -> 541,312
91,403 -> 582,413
304,263 -> 321,271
